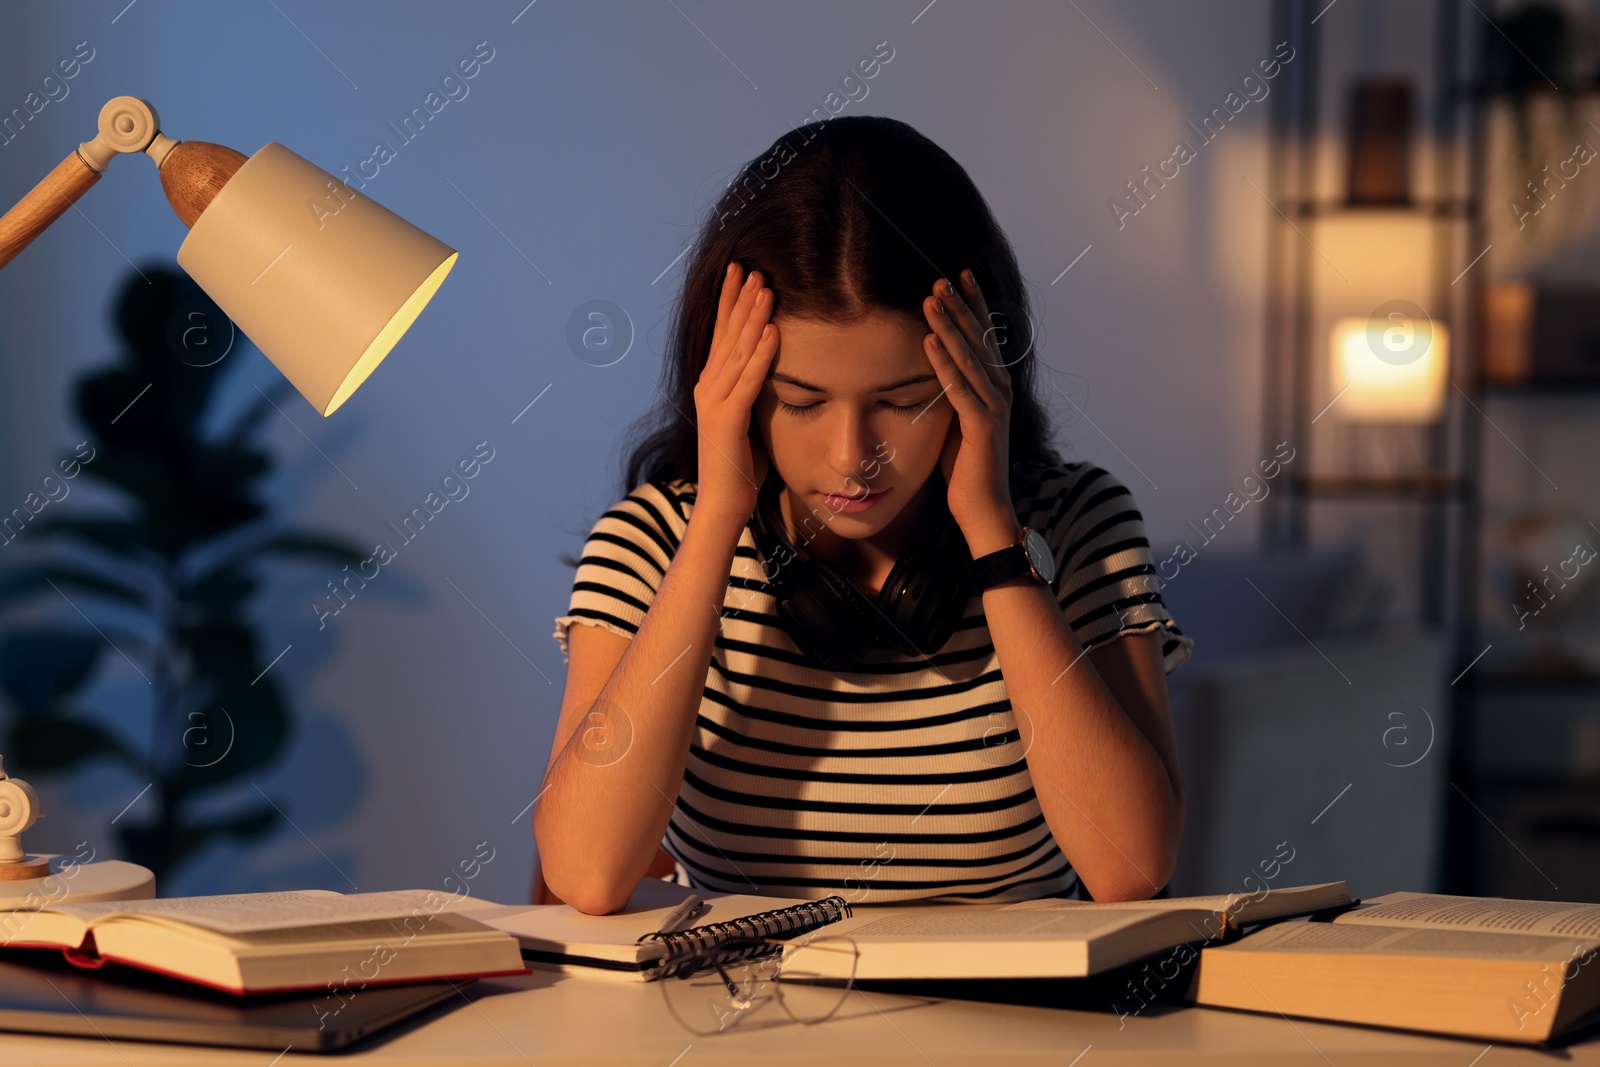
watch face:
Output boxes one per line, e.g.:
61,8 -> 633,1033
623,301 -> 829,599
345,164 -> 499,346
1023,529 -> 1057,583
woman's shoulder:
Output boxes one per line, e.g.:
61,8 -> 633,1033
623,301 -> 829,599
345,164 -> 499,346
621,475 -> 697,511
597,476 -> 699,542
1011,458 -> 1135,525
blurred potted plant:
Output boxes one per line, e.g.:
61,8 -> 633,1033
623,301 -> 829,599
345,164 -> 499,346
0,266 -> 365,885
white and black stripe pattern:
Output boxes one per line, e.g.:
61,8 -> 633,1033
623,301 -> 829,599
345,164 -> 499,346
552,461 -> 1194,903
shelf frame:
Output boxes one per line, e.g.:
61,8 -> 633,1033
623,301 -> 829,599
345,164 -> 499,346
1261,0 -> 1497,895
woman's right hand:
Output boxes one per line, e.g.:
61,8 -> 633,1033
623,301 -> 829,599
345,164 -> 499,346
693,261 -> 779,530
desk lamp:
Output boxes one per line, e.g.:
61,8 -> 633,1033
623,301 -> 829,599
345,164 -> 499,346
0,96 -> 459,901
0,757 -> 153,903
0,94 -> 459,416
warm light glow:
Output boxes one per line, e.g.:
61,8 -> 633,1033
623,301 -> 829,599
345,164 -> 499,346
322,252 -> 459,416
175,143 -> 459,418
1328,315 -> 1450,422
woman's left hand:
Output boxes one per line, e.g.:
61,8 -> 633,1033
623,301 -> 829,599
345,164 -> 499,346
922,269 -> 1018,548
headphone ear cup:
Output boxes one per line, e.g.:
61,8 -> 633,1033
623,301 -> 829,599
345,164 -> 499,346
877,540 -> 973,657
772,558 -> 881,671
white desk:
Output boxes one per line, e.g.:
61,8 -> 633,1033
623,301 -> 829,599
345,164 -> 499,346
0,968 -> 1595,1065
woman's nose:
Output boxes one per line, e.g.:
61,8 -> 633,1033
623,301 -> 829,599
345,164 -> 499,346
830,411 -> 880,483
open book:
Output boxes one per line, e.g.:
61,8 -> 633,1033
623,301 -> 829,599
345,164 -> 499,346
460,878 -> 1351,982
790,881 -> 1352,980
1191,892 -> 1600,1044
0,889 -> 528,995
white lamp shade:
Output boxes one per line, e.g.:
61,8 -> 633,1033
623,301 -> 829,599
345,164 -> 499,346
1328,315 -> 1450,423
176,142 -> 458,416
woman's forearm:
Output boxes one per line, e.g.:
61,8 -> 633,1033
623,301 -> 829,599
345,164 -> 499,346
973,535 -> 1184,901
534,509 -> 745,913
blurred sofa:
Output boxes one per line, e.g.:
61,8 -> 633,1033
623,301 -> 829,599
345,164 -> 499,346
1157,544 -> 1451,901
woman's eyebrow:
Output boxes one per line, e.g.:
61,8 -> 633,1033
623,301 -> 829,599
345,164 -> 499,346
769,371 -> 937,394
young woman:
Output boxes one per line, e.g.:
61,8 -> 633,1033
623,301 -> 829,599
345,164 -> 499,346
536,116 -> 1193,915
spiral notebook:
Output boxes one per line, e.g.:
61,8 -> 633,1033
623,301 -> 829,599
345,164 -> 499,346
453,879 -> 849,981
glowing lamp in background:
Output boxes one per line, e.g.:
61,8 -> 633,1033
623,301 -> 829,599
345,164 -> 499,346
1328,312 -> 1450,423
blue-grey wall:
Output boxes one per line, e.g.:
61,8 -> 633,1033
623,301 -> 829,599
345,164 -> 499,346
1,0 -> 1286,904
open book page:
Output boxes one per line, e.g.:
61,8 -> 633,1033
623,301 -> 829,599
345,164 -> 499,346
796,903 -> 1242,979
35,890 -> 448,935
829,904 -> 1172,940
1000,882 -> 1351,926
216,911 -> 500,945
1337,893 -> 1600,940
1220,917 -> 1594,961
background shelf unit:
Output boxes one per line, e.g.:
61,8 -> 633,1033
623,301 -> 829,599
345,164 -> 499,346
1262,0 -> 1600,897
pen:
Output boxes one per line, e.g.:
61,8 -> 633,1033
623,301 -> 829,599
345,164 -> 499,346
655,894 -> 708,934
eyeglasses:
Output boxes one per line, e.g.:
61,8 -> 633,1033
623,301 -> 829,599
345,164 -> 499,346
656,932 -> 859,1036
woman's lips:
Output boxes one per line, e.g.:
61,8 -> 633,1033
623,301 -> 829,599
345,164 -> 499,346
823,488 -> 889,513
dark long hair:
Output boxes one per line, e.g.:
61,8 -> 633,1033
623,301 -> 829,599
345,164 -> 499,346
572,116 -> 1064,565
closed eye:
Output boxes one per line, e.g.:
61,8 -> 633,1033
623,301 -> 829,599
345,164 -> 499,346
779,400 -> 925,418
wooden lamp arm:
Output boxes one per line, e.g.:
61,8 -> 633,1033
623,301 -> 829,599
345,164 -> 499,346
0,95 -> 245,272
0,151 -> 103,271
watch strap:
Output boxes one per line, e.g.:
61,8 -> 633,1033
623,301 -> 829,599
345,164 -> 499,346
968,531 -> 1034,591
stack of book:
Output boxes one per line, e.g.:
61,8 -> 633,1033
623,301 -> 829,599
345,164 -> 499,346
1191,891 -> 1600,1044
457,878 -> 1600,1045
5,879 -> 1596,1046
0,888 -> 526,994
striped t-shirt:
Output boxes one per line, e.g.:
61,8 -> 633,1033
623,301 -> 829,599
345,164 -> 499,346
551,460 -> 1194,904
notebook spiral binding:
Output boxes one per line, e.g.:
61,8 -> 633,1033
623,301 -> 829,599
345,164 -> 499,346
635,895 -> 854,982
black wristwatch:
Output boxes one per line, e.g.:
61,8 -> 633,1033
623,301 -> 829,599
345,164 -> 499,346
968,527 -> 1057,591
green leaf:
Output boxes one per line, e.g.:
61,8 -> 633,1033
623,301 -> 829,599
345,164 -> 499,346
255,531 -> 367,566
0,632 -> 104,713
183,530 -> 364,602
178,568 -> 259,616
220,388 -> 286,450
6,717 -> 138,773
168,681 -> 290,798
0,565 -> 149,611
174,620 -> 256,683
23,516 -> 153,563
117,803 -> 282,881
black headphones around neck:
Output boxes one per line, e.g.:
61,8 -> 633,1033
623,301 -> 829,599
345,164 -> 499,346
749,469 -> 975,670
